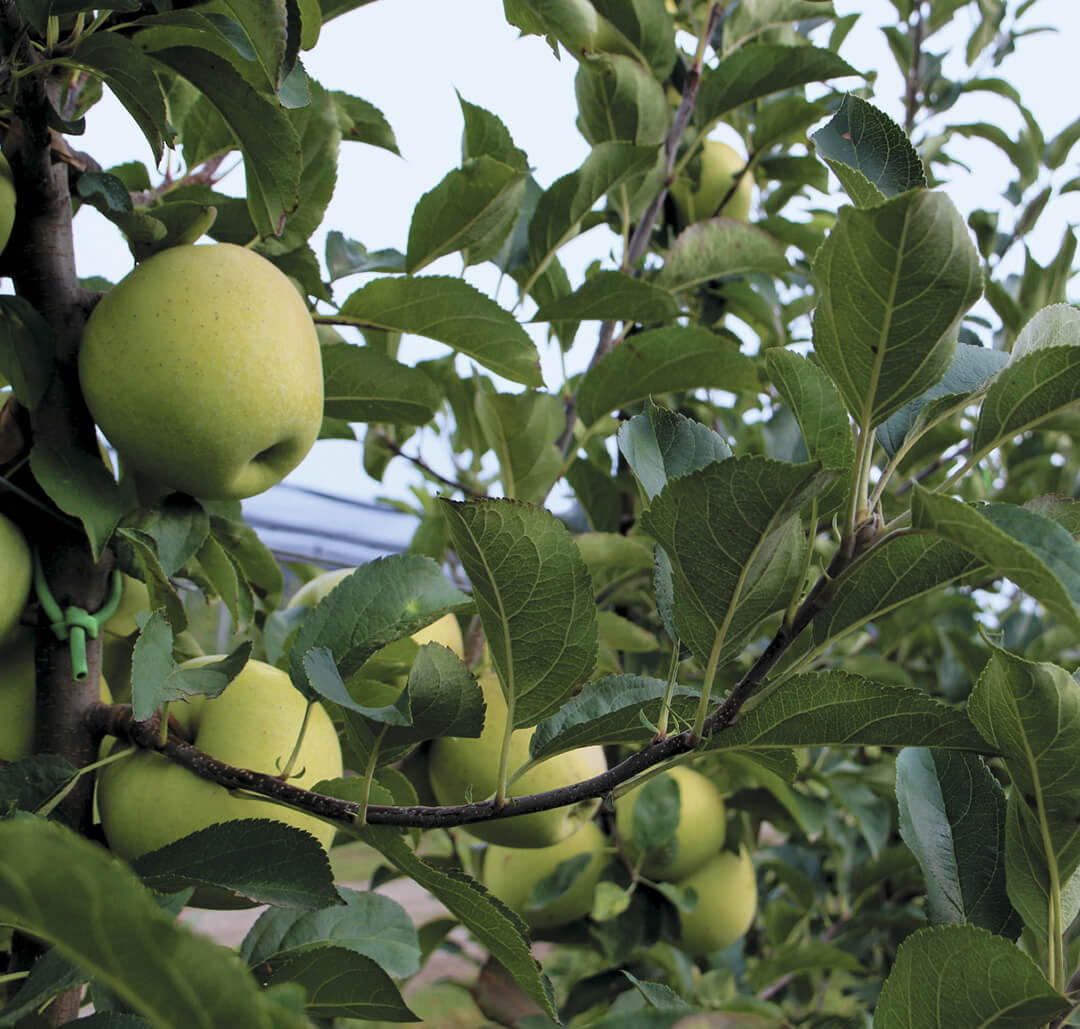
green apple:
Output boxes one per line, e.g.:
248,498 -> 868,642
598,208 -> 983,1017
670,139 -> 754,224
673,845 -> 757,956
288,566 -> 465,665
0,628 -> 112,763
97,655 -> 342,902
103,574 -> 151,639
0,512 -> 31,646
615,765 -> 726,881
483,819 -> 608,931
78,242 -> 324,501
427,671 -> 607,848
0,153 -> 15,255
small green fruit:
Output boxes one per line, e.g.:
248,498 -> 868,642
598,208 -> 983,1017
670,139 -> 754,224
483,820 -> 608,931
79,243 -> 324,501
0,512 -> 31,645
674,845 -> 757,956
428,672 -> 607,848
615,765 -> 726,881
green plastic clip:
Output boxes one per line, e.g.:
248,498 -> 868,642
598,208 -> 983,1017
33,552 -> 123,682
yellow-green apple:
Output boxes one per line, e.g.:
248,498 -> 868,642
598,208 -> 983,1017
287,566 -> 465,666
78,242 -> 324,501
673,845 -> 757,956
0,628 -> 111,763
427,671 -> 607,847
483,819 -> 608,931
103,574 -> 151,639
670,139 -> 754,224
0,512 -> 31,645
0,153 -> 15,255
615,765 -> 726,881
96,655 -> 342,903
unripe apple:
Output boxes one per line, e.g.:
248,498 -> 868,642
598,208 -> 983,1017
0,512 -> 31,645
103,574 -> 151,639
0,628 -> 111,763
0,153 -> 15,255
427,671 -> 607,848
79,243 -> 324,501
97,655 -> 342,905
673,845 -> 757,956
483,819 -> 608,931
670,140 -> 754,224
615,765 -> 726,881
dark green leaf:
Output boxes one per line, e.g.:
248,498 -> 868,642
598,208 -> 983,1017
321,344 -> 441,425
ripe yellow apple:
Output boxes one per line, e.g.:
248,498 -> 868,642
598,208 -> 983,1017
483,819 -> 608,931
0,628 -> 111,763
670,139 -> 754,224
0,512 -> 31,645
427,671 -> 607,848
0,153 -> 15,255
287,566 -> 465,665
615,764 -> 726,881
673,845 -> 757,956
97,655 -> 342,903
78,243 -> 324,501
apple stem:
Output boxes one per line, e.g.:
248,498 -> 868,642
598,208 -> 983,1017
278,700 -> 315,781
355,729 -> 385,827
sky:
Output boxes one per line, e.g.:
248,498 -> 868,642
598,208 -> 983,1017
70,0 -> 1080,520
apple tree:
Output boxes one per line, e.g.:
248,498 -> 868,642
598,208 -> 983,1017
1,0 -> 1079,1026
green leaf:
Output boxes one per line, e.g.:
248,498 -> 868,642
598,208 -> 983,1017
578,326 -> 758,428
241,886 -> 421,977
530,676 -> 701,760
655,220 -> 790,292
811,189 -> 983,428
406,157 -> 528,273
338,275 -> 542,386
0,296 -> 54,409
745,942 -> 864,994
810,533 -> 983,652
325,231 -> 405,277
332,90 -> 399,153
218,0 -> 291,92
526,141 -> 659,279
616,400 -> 732,502
697,44 -> 857,128
30,443 -> 131,562
0,754 -> 77,819
811,94 -> 926,207
130,613 -> 250,720
353,823 -> 558,1021
877,342 -> 1008,457
532,270 -> 680,326
257,946 -> 418,1021
135,493 -> 210,577
475,390 -> 564,504
68,33 -> 172,163
896,748 -> 1020,936
131,819 -> 339,909
459,94 -> 529,170
574,54 -> 669,146
640,457 -> 835,666
321,344 -> 441,425
973,304 -> 1080,457
709,671 -> 990,752
967,650 -> 1080,936
910,489 -> 1080,635
874,925 -> 1068,1028
0,816 -> 312,1029
593,0 -> 677,78
440,498 -> 598,726
288,555 -> 470,697
151,46 -> 301,238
